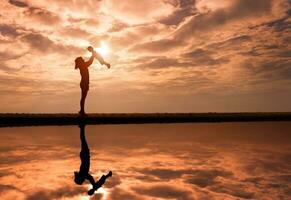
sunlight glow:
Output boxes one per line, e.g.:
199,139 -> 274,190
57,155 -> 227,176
86,184 -> 108,200
96,187 -> 108,199
80,195 -> 90,200
96,41 -> 110,57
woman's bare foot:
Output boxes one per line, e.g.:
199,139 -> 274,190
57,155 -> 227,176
79,110 -> 86,116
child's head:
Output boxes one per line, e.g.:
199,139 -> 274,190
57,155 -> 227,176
74,171 -> 84,185
75,57 -> 84,69
87,46 -> 94,52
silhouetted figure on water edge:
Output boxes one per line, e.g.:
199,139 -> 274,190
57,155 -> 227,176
75,46 -> 110,115
74,123 -> 112,196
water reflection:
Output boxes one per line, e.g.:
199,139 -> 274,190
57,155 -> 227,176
0,122 -> 290,199
74,123 -> 112,196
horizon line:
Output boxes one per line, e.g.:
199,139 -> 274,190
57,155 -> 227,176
1,113 -> 291,127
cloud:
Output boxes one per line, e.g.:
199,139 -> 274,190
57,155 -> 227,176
174,0 -> 272,40
0,51 -> 27,61
181,48 -> 230,66
23,7 -> 62,25
21,33 -> 59,52
159,0 -> 196,26
59,27 -> 92,39
206,35 -> 252,51
130,39 -> 183,53
20,32 -> 82,54
0,24 -> 22,38
135,57 -> 188,69
101,0 -> 176,25
108,20 -> 129,33
132,0 -> 274,54
8,0 -> 28,8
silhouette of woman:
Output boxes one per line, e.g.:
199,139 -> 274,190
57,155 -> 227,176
75,46 -> 110,115
74,123 -> 112,196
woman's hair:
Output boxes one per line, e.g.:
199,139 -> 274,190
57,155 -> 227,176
75,57 -> 83,69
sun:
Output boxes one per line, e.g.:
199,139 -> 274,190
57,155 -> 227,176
96,41 -> 110,57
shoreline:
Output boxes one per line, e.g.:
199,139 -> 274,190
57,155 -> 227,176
1,112 -> 291,127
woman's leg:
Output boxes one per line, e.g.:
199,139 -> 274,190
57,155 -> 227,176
80,88 -> 88,113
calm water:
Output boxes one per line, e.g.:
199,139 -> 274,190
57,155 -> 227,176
0,122 -> 291,200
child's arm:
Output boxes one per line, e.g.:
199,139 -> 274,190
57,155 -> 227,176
85,54 -> 94,68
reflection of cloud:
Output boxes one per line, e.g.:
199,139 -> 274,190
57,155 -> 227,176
137,168 -> 193,180
25,186 -> 86,200
105,173 -> 122,188
132,184 -> 195,200
210,183 -> 254,199
0,145 -> 75,166
186,169 -> 233,187
109,187 -> 143,200
0,184 -> 20,193
91,193 -> 104,200
1,123 -> 291,199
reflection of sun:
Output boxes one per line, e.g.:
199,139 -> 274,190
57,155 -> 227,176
96,187 -> 108,199
80,196 -> 90,200
96,41 -> 110,57
81,184 -> 107,200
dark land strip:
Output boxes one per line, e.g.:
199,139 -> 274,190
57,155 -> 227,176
0,113 -> 291,127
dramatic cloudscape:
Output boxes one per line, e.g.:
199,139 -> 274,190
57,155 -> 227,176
0,0 -> 290,112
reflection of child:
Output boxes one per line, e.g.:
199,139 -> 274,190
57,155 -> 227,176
87,46 -> 111,69
87,171 -> 113,196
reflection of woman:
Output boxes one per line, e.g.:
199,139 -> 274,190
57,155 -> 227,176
74,123 -> 95,186
75,46 -> 110,115
74,123 -> 112,196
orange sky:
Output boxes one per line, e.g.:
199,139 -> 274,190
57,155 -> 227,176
0,0 -> 290,113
